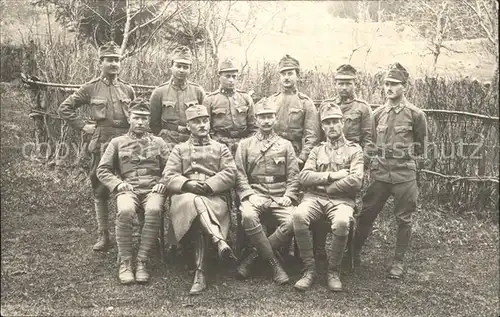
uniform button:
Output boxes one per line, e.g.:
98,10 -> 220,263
193,161 -> 197,165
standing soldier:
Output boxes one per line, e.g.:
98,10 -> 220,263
312,64 -> 373,265
234,97 -> 299,284
58,41 -> 135,251
204,58 -> 257,155
293,104 -> 364,292
162,105 -> 237,295
149,46 -> 205,146
353,63 -> 427,279
97,98 -> 169,284
267,54 -> 320,167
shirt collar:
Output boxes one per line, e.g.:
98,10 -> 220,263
220,87 -> 235,95
326,136 -> 347,151
189,135 -> 211,146
384,97 -> 407,113
170,78 -> 187,90
281,86 -> 298,95
255,131 -> 277,142
127,131 -> 151,141
101,75 -> 119,86
335,95 -> 355,105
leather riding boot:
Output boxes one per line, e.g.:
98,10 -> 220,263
93,230 -> 110,251
388,224 -> 411,279
269,257 -> 289,285
236,248 -> 258,279
93,200 -> 110,251
135,260 -> 150,284
327,234 -> 347,292
294,228 -> 316,291
190,232 -> 208,295
118,259 -> 135,285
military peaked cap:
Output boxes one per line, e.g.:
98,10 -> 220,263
385,62 -> 409,83
129,98 -> 150,115
99,41 -> 121,59
278,54 -> 300,72
186,105 -> 209,121
171,46 -> 193,64
335,64 -> 357,80
254,97 -> 276,115
319,103 -> 343,121
219,58 -> 239,73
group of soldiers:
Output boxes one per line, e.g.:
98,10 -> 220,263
58,41 -> 428,295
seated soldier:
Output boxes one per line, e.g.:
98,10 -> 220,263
161,105 -> 237,295
293,103 -> 364,292
234,97 -> 300,284
97,98 -> 170,284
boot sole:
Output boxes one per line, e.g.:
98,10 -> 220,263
293,283 -> 311,291
274,278 -> 290,285
119,279 -> 135,285
136,278 -> 150,284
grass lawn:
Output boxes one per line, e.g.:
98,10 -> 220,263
1,86 -> 498,316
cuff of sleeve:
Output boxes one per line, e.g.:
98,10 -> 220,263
109,180 -> 122,192
205,177 -> 227,194
238,189 -> 255,201
284,191 -> 298,203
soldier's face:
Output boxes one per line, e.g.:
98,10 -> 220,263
335,79 -> 355,98
322,118 -> 343,140
384,81 -> 405,100
219,71 -> 238,89
100,57 -> 120,76
279,69 -> 298,88
128,113 -> 149,134
256,113 -> 276,133
171,62 -> 191,80
187,116 -> 210,137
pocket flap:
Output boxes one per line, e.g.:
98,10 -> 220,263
184,100 -> 198,108
334,156 -> 345,165
213,108 -> 227,115
273,156 -> 286,164
162,101 -> 175,108
317,159 -> 330,166
395,125 -> 412,133
344,113 -> 360,120
376,125 -> 387,132
90,98 -> 107,105
236,106 -> 248,113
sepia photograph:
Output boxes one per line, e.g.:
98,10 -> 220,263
1,0 -> 498,316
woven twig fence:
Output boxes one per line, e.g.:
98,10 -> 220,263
20,75 -> 498,213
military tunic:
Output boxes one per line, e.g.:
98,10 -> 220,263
356,97 -> 428,262
235,132 -> 299,235
58,76 -> 135,199
161,136 -> 237,245
323,96 -> 372,149
267,90 -> 320,162
295,137 -> 364,236
203,88 -> 257,155
97,132 -> 170,262
149,79 -> 205,145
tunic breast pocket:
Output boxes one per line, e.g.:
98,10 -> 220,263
343,113 -> 361,136
394,125 -> 413,144
288,108 -> 304,128
334,155 -> 349,169
184,100 -> 198,108
212,107 -> 228,127
90,98 -> 108,120
118,97 -> 131,119
161,101 -> 176,121
234,105 -> 249,126
268,156 -> 286,175
376,125 -> 387,144
316,159 -> 330,172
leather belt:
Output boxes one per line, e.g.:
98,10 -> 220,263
122,168 -> 160,178
377,148 -> 411,159
187,172 -> 208,181
250,175 -> 286,184
96,120 -> 128,128
163,122 -> 189,134
215,129 -> 247,138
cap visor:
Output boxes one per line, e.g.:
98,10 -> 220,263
219,68 -> 239,73
321,115 -> 343,121
279,66 -> 298,72
130,111 -> 150,115
335,75 -> 356,80
187,114 -> 209,121
101,54 -> 121,58
256,110 -> 276,115
173,59 -> 192,64
384,77 -> 403,83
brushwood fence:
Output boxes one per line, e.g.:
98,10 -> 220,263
19,75 -> 499,215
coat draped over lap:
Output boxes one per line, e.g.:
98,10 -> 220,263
161,136 -> 237,244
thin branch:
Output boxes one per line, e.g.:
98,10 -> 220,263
461,0 -> 496,46
120,0 -> 132,54
216,1 -> 233,47
440,43 -> 464,54
83,3 -> 111,26
127,1 -> 173,35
